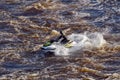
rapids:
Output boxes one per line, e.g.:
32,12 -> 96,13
54,32 -> 107,56
0,0 -> 120,80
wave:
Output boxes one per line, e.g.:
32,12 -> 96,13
54,32 -> 106,56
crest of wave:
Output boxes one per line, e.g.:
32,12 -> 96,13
54,32 -> 106,56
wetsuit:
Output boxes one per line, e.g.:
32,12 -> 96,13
43,31 -> 69,47
55,31 -> 69,44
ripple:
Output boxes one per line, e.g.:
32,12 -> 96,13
0,0 -> 120,79
61,0 -> 79,4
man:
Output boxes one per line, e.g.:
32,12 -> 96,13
43,31 -> 69,47
55,31 -> 69,44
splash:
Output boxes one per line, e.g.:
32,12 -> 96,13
54,44 -> 69,56
54,32 -> 106,56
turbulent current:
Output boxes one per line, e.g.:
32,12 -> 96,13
0,0 -> 120,80
54,32 -> 106,56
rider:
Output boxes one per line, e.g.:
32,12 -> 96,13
55,31 -> 69,44
43,31 -> 69,47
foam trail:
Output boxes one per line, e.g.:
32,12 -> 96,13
55,44 -> 69,56
54,32 -> 106,56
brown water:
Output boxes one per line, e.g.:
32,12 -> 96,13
0,0 -> 120,80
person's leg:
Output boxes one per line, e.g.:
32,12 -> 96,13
60,34 -> 69,44
54,35 -> 62,42
54,31 -> 69,43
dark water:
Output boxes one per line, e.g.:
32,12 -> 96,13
0,0 -> 120,80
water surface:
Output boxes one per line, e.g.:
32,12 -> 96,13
0,0 -> 120,80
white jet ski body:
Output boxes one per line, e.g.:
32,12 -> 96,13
41,45 -> 56,53
41,40 -> 77,55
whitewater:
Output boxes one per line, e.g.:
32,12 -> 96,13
54,32 -> 106,56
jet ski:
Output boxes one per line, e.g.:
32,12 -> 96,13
41,31 -> 76,56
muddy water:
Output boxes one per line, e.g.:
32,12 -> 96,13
0,0 -> 120,80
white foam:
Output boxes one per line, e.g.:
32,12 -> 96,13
54,32 -> 106,56
54,44 -> 69,56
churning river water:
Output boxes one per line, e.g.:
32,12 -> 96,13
0,0 -> 120,80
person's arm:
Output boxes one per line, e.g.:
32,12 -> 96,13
60,31 -> 67,40
60,31 -> 64,36
54,31 -> 68,42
